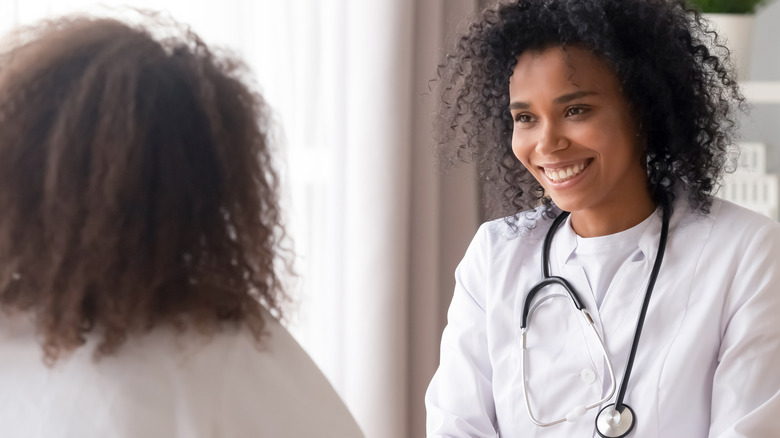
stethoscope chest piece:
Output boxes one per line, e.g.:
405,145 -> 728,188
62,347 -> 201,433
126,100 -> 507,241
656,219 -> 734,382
596,403 -> 635,438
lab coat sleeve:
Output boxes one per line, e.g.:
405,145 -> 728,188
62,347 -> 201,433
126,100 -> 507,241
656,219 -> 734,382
425,224 -> 499,437
709,221 -> 780,437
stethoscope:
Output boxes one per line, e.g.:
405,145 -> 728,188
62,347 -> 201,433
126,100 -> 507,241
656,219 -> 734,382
519,206 -> 670,438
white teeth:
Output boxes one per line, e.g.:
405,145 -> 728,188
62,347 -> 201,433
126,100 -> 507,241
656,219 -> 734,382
544,162 -> 587,182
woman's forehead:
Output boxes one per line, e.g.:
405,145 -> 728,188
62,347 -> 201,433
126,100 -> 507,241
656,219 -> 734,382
510,46 -> 618,91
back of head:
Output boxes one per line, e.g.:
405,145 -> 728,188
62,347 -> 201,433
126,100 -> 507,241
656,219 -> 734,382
0,14 -> 287,362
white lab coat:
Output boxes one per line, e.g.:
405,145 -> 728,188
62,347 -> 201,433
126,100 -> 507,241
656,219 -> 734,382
0,310 -> 364,438
426,194 -> 780,437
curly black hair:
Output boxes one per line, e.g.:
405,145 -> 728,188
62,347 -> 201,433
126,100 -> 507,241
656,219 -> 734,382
437,0 -> 743,222
0,14 -> 291,363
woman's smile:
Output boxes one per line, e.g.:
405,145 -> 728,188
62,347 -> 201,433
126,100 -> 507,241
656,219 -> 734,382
508,46 -> 655,236
541,160 -> 591,183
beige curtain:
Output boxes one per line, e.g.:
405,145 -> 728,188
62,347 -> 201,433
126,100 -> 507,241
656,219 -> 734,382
338,1 -> 480,437
292,0 -> 483,435
406,1 -> 482,435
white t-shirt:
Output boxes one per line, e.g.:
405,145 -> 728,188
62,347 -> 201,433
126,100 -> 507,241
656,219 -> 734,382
567,212 -> 653,308
0,311 -> 364,438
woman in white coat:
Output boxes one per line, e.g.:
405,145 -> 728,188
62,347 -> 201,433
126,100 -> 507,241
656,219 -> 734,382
0,14 -> 363,437
426,0 -> 780,437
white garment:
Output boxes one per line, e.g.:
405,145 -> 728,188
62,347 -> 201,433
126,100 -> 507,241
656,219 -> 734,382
568,212 -> 652,308
426,194 -> 780,437
0,311 -> 364,438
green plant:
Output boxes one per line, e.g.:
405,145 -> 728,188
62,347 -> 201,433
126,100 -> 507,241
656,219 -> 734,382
688,0 -> 772,13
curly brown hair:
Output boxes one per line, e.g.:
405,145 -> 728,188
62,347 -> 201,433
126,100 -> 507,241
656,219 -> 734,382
0,14 -> 290,363
437,0 -> 743,222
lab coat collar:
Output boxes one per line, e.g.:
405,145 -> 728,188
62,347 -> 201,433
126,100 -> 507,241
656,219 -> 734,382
553,210 -> 660,268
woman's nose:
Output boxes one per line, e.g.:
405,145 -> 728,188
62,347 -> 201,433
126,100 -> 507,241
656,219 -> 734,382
537,122 -> 569,154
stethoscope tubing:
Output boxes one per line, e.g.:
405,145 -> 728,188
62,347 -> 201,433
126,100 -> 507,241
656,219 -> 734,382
612,206 -> 670,411
520,206 -> 670,436
520,306 -> 617,427
520,210 -> 572,330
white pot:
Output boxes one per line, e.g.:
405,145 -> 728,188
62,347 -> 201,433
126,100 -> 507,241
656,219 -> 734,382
703,13 -> 756,81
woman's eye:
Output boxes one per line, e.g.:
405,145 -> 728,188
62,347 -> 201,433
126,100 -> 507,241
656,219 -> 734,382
513,113 -> 534,123
565,106 -> 589,117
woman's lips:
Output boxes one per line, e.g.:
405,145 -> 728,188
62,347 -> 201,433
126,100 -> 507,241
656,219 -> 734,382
542,160 -> 590,183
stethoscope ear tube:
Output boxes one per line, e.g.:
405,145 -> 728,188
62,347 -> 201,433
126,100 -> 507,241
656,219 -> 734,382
541,211 -> 570,278
520,276 -> 584,328
520,210 -> 577,329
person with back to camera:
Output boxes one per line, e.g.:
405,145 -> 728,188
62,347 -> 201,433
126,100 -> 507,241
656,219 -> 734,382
0,13 -> 363,437
425,0 -> 780,436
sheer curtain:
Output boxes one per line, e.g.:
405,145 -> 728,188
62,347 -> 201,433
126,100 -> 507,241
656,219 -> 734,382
1,1 -> 480,436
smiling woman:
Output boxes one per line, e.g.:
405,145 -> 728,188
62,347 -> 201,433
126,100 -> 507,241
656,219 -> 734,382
508,46 -> 653,237
425,0 -> 780,437
436,0 -> 742,225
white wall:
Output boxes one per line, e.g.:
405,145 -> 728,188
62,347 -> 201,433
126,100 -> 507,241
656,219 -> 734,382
743,2 -> 780,176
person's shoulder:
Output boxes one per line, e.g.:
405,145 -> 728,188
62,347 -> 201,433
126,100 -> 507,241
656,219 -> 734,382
707,196 -> 780,235
479,205 -> 558,244
676,196 -> 780,257
218,312 -> 364,437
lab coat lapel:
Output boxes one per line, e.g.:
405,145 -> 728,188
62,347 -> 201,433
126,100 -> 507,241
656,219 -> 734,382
591,210 -> 663,391
597,211 -> 662,338
552,216 -> 602,333
552,216 -> 612,382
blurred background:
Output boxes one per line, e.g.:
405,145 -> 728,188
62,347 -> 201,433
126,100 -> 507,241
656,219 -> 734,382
1,1 -> 779,437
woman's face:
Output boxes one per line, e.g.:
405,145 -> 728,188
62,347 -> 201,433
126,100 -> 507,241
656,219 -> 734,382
509,46 -> 653,236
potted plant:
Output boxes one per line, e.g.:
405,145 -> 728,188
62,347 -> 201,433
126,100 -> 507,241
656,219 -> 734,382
689,0 -> 769,13
688,0 -> 774,79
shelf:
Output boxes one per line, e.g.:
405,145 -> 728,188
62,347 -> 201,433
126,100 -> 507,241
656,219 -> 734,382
742,81 -> 780,104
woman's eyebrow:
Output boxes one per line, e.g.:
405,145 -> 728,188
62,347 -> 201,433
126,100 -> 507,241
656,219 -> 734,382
509,90 -> 597,110
554,90 -> 596,104
509,101 -> 530,110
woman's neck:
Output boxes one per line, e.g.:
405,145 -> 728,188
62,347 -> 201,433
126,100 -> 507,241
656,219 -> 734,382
569,196 -> 657,238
